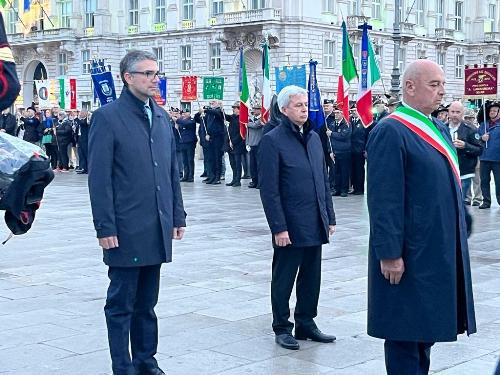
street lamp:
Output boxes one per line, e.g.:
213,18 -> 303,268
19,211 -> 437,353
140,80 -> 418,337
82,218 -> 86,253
390,0 -> 401,97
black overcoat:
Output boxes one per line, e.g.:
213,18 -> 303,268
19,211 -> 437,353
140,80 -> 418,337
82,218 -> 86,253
259,117 -> 336,248
88,87 -> 186,267
366,115 -> 476,342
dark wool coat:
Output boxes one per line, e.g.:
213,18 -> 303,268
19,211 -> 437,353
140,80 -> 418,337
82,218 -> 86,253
259,116 -> 336,248
366,115 -> 476,342
88,87 -> 186,267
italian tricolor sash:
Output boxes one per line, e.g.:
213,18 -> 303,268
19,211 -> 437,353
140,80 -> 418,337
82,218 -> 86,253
388,105 -> 461,187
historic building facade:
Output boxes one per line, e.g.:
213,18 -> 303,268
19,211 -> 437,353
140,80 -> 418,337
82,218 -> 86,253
6,0 -> 500,109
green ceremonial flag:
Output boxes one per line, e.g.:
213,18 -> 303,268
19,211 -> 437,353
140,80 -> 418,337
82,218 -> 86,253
341,21 -> 358,83
203,76 -> 224,100
368,38 -> 381,84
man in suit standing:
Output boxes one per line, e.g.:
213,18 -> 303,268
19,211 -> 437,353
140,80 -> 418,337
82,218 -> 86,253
259,85 -> 336,351
366,59 -> 476,375
88,50 -> 186,375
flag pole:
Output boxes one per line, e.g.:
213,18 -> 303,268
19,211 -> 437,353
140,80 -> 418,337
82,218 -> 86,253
483,97 -> 488,149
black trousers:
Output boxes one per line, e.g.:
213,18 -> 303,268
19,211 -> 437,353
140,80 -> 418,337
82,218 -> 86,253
480,160 -> 500,205
334,152 -> 352,194
44,143 -> 58,169
57,141 -> 70,169
351,151 -> 366,193
105,265 -> 161,375
249,145 -> 260,185
228,152 -> 243,183
242,151 -> 249,177
206,137 -> 224,180
202,145 -> 210,176
384,340 -> 434,375
271,245 -> 322,335
77,139 -> 88,172
181,142 -> 196,180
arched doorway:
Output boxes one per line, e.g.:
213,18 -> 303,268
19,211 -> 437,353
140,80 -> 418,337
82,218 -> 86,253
233,48 -> 264,105
22,60 -> 47,107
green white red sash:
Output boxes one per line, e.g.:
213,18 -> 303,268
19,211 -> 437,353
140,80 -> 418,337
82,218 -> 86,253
388,105 -> 461,187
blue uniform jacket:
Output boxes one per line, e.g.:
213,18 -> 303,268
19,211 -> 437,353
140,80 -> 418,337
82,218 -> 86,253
88,87 -> 186,267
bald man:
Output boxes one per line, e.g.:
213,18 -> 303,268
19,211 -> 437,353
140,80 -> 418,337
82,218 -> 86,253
366,60 -> 476,375
447,101 -> 483,202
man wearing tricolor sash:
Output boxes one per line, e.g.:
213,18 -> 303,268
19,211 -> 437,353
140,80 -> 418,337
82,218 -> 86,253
366,60 -> 476,375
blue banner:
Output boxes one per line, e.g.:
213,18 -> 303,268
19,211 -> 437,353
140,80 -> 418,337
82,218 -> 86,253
307,60 -> 325,131
92,71 -> 117,106
24,0 -> 31,11
275,64 -> 306,94
153,77 -> 167,105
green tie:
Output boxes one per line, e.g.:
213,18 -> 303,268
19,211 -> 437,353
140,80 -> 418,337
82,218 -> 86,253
144,103 -> 152,128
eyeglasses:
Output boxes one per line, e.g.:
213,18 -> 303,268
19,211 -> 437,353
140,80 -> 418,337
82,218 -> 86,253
128,70 -> 163,80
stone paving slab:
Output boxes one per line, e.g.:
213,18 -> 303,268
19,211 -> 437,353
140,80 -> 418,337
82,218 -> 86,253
0,171 -> 499,374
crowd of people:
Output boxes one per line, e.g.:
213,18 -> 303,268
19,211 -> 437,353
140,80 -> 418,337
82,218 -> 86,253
0,105 -> 90,174
2,92 -> 499,210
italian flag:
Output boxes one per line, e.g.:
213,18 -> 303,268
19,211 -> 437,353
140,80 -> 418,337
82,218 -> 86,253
239,49 -> 249,139
59,77 -> 77,110
356,24 -> 381,127
337,21 -> 358,120
261,42 -> 271,123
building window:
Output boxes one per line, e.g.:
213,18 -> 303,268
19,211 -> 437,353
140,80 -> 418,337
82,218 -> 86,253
182,0 -> 194,20
324,0 -> 334,13
249,0 -> 265,10
399,0 -> 406,22
57,0 -> 72,28
455,54 -> 464,78
180,45 -> 192,71
211,0 -> 224,16
374,44 -> 384,73
323,40 -> 335,69
398,47 -> 406,72
454,1 -> 463,31
372,0 -> 381,19
415,0 -> 425,26
129,0 -> 139,26
153,47 -> 164,72
82,50 -> 91,74
488,4 -> 497,32
348,0 -> 359,15
437,51 -> 446,69
209,43 -> 221,70
57,53 -> 67,76
436,0 -> 444,28
155,0 -> 166,23
84,0 -> 96,28
7,7 -> 18,34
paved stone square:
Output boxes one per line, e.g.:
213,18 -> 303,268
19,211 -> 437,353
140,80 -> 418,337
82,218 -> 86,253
0,169 -> 499,374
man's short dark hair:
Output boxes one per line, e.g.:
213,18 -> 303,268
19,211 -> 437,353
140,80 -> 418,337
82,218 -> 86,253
120,50 -> 157,87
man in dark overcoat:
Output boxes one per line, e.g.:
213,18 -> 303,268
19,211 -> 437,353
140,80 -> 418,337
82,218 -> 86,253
259,85 -> 336,351
202,100 -> 225,184
224,101 -> 245,187
366,59 -> 476,375
88,50 -> 186,375
177,109 -> 197,182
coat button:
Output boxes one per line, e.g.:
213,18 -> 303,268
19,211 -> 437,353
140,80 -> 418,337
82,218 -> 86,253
150,138 -> 154,143
159,210 -> 163,215
156,186 -> 161,191
133,257 -> 138,262
154,161 -> 158,167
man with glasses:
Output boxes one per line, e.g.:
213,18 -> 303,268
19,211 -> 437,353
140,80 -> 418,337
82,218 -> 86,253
88,50 -> 186,375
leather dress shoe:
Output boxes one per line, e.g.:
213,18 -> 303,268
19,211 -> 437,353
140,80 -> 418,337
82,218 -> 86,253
200,173 -> 207,177
203,178 -> 211,183
209,180 -> 221,185
242,175 -> 251,179
248,182 -> 257,188
464,199 -> 471,205
232,182 -> 241,187
479,203 -> 490,209
331,190 -> 340,196
138,368 -> 166,375
275,333 -> 300,350
295,327 -> 336,343
185,178 -> 194,182
472,201 -> 481,206
340,192 -> 348,197
226,181 -> 235,186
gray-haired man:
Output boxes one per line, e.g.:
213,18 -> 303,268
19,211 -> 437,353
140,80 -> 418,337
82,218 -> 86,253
89,50 -> 186,375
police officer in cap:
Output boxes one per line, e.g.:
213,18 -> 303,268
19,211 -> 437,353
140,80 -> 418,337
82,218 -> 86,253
349,104 -> 367,195
329,105 -> 351,197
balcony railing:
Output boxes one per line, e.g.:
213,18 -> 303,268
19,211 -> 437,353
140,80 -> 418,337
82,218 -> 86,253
84,27 -> 94,37
8,28 -> 74,44
346,15 -> 370,30
435,28 -> 455,40
215,8 -> 281,25
153,23 -> 167,32
181,20 -> 195,29
400,22 -> 415,35
128,25 -> 139,34
485,31 -> 500,43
